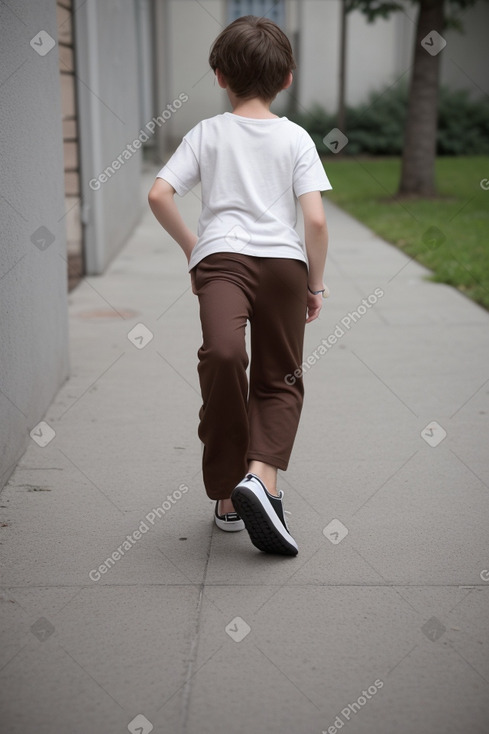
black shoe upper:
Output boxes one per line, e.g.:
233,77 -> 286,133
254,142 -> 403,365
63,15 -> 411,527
243,473 -> 287,530
266,493 -> 287,529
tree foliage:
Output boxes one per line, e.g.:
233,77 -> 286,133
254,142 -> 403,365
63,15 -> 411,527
347,0 -> 485,27
342,0 -> 487,195
346,1 -> 403,21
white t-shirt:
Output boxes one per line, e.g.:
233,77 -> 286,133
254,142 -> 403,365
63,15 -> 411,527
156,112 -> 332,272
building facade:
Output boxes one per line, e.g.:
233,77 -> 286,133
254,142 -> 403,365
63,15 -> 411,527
148,0 -> 489,151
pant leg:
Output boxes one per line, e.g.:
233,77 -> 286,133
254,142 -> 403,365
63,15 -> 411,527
247,257 -> 308,470
193,253 -> 257,500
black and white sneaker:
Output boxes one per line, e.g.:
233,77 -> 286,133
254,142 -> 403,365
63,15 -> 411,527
214,501 -> 245,532
231,473 -> 298,556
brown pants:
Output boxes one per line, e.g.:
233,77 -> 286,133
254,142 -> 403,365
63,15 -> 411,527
191,252 -> 308,500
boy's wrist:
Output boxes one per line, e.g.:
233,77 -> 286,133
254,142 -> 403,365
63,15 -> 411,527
307,283 -> 330,297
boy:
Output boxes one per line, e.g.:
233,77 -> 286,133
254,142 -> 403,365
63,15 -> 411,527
148,15 -> 331,556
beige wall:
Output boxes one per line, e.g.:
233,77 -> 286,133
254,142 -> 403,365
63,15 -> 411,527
161,0 -> 488,145
440,0 -> 489,96
75,0 -> 143,275
162,0 -> 227,149
298,0 -> 341,112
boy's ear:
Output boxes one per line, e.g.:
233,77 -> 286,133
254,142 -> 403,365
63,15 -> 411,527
215,69 -> 227,89
282,71 -> 293,91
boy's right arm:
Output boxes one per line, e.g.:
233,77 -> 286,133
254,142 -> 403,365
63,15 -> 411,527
148,178 -> 198,263
299,191 -> 329,323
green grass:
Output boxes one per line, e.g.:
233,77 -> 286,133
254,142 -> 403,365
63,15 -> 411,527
322,156 -> 489,310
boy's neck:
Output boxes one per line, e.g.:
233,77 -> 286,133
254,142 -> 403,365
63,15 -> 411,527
229,94 -> 279,120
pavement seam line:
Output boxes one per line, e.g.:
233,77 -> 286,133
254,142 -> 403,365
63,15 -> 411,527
179,518 -> 215,732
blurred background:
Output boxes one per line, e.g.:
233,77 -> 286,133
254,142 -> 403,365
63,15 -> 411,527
1,0 -> 488,487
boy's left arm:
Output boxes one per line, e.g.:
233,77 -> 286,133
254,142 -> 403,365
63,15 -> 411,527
148,178 -> 198,263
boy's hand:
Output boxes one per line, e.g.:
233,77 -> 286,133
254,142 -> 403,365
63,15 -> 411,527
306,291 -> 324,323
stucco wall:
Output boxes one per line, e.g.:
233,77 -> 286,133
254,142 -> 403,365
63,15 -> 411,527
165,0 -> 488,142
0,0 -> 69,487
76,0 -> 142,274
440,0 -> 489,97
164,0 -> 226,148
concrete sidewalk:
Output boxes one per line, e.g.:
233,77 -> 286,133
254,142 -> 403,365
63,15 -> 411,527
1,166 -> 489,734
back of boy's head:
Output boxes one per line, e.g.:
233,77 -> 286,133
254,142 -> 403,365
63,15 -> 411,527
209,15 -> 296,102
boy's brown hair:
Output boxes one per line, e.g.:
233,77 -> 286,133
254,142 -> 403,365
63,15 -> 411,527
209,15 -> 296,102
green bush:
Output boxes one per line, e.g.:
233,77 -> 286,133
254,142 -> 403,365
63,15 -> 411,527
437,87 -> 489,155
288,82 -> 489,156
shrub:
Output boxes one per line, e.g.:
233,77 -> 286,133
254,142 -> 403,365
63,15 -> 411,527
437,87 -> 489,155
288,82 -> 489,155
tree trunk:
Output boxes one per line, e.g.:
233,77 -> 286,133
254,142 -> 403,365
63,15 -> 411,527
398,0 -> 445,196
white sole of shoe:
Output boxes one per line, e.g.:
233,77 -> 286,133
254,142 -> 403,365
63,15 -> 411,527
214,514 -> 245,532
214,501 -> 245,532
231,479 -> 298,555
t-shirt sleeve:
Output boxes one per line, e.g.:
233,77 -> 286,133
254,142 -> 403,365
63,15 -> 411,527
293,136 -> 332,198
155,131 -> 201,196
